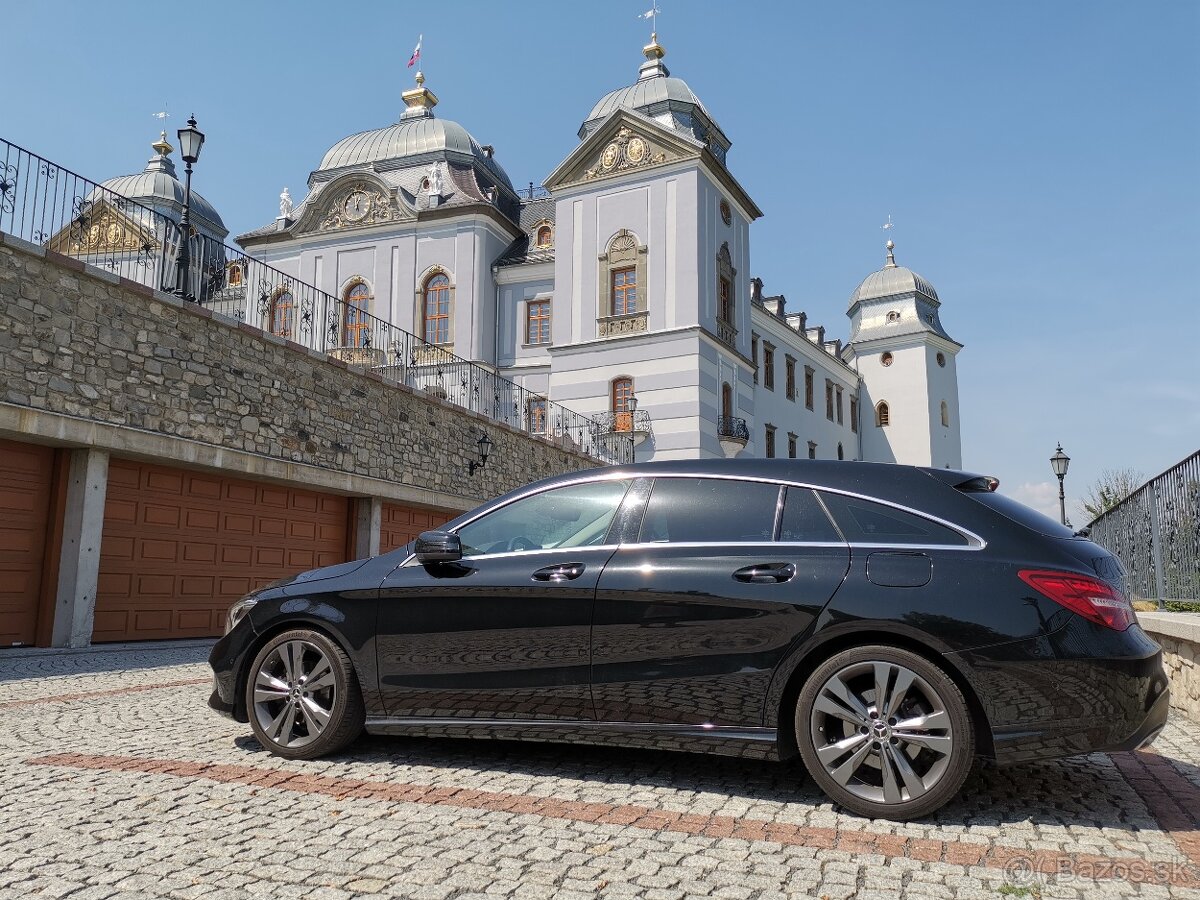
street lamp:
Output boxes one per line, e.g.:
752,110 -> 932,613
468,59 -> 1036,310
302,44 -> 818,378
174,115 -> 205,301
468,431 -> 493,476
1049,442 -> 1070,526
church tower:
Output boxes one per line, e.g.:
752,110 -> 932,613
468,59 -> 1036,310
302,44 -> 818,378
843,241 -> 963,468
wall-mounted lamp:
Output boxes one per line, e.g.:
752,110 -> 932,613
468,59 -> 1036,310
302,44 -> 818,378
468,431 -> 494,476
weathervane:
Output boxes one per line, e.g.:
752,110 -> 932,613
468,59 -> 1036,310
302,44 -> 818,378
881,214 -> 894,232
152,108 -> 170,123
638,1 -> 661,33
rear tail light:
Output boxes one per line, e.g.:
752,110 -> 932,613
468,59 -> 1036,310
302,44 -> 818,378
1018,569 -> 1135,631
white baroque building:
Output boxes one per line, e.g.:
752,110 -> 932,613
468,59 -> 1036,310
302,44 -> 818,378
226,35 -> 962,467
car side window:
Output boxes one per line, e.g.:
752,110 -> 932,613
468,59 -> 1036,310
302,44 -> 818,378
638,478 -> 780,544
457,479 -> 631,557
817,491 -> 969,546
779,488 -> 842,543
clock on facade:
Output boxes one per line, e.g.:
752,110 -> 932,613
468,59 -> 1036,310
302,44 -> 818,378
343,190 -> 370,223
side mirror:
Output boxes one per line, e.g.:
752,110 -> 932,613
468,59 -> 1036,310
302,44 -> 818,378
414,530 -> 462,565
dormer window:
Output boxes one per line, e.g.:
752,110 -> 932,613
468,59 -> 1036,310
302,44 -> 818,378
535,224 -> 553,249
886,310 -> 900,323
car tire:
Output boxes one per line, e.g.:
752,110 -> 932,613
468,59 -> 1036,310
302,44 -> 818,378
245,628 -> 364,760
796,644 -> 974,820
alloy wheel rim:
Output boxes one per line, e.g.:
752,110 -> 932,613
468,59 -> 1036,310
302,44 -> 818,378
809,660 -> 954,806
252,640 -> 337,749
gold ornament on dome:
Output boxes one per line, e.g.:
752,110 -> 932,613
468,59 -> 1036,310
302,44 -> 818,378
585,127 -> 668,180
63,207 -> 151,255
320,184 -> 396,230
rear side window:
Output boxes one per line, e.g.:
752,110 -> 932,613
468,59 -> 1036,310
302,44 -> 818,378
967,490 -> 1077,538
639,478 -> 780,543
817,492 -> 969,546
779,488 -> 842,543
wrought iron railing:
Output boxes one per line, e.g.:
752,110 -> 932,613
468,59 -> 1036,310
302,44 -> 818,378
718,415 -> 750,442
516,183 -> 552,201
1087,450 -> 1200,606
592,409 -> 653,436
0,137 -> 633,465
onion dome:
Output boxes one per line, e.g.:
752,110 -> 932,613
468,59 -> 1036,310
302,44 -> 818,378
580,34 -> 731,165
99,133 -> 227,237
848,240 -> 939,309
313,72 -> 513,191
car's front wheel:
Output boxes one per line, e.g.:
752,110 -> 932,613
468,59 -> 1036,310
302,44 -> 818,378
796,645 -> 974,820
245,629 -> 364,759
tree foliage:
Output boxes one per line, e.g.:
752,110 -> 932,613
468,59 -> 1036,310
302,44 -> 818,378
1083,467 -> 1144,519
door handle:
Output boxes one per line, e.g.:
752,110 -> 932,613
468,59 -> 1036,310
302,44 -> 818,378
732,563 -> 796,584
531,563 -> 586,582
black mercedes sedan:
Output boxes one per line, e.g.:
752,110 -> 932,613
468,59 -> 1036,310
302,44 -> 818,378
209,460 -> 1168,820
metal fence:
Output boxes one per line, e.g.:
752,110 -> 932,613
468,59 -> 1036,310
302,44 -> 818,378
0,137 -> 633,465
1087,450 -> 1200,606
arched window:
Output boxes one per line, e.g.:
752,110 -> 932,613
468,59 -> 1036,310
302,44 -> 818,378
612,377 -> 634,432
423,273 -> 451,345
342,280 -> 371,348
270,288 -> 293,338
535,224 -> 553,248
599,230 -> 646,324
227,264 -> 243,287
941,400 -> 950,427
876,401 -> 890,428
721,382 -> 733,421
837,442 -> 844,460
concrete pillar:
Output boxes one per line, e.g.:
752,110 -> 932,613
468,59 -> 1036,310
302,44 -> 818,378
51,448 -> 109,648
353,496 -> 383,560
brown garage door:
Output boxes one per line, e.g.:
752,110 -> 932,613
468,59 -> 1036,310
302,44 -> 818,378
0,440 -> 56,647
381,502 -> 452,553
94,460 -> 350,642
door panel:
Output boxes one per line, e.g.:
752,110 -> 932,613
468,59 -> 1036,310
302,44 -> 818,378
0,440 -> 55,647
376,547 -> 615,720
591,543 -> 850,726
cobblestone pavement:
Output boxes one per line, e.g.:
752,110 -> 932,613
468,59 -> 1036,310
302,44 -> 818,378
2,645 -> 1199,899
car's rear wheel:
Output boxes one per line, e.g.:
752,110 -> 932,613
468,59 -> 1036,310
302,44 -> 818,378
796,645 -> 974,820
245,629 -> 364,759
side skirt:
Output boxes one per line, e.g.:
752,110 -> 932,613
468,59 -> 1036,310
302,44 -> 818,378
364,717 -> 781,761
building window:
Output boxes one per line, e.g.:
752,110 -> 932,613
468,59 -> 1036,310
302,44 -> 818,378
837,442 -> 844,460
765,424 -> 776,459
941,400 -> 950,427
751,334 -> 759,384
342,280 -> 371,348
270,288 -> 293,338
788,433 -> 798,459
804,366 -> 814,410
535,224 -> 553,248
227,264 -> 243,287
598,229 -> 646,322
719,276 -> 733,323
785,356 -> 797,401
937,351 -> 946,368
825,379 -> 834,421
763,343 -> 775,391
422,273 -> 451,345
808,441 -> 817,460
880,352 -> 894,367
721,382 -> 733,420
611,267 -> 637,316
836,385 -> 844,424
886,310 -> 900,323
527,397 -> 547,434
716,242 -> 736,334
526,298 -> 551,345
850,397 -> 858,434
876,401 -> 890,427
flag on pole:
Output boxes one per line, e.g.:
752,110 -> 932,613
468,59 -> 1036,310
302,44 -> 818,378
638,7 -> 654,17
152,110 -> 169,120
407,35 -> 422,68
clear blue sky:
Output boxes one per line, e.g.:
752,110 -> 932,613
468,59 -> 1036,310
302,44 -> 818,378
6,0 -> 1198,521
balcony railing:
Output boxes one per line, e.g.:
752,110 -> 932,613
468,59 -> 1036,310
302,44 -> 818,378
593,409 -> 653,436
718,415 -> 750,442
0,136 -> 632,466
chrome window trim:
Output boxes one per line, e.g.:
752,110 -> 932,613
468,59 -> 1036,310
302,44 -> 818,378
403,544 -> 621,566
616,540 -> 980,553
401,470 -> 986,567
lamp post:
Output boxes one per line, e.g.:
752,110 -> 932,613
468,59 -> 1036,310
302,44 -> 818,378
1050,443 -> 1070,526
468,432 -> 493,476
174,115 -> 205,301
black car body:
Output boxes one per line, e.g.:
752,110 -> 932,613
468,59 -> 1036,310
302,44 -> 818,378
209,460 -> 1169,819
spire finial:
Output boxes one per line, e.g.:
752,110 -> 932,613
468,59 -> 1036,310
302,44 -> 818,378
401,69 -> 439,119
151,130 -> 173,157
885,239 -> 897,268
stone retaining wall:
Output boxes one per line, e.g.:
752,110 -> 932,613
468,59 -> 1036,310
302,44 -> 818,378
1139,612 -> 1200,725
0,233 -> 598,506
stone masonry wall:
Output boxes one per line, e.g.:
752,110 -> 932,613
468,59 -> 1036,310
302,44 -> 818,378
1157,635 -> 1200,725
0,235 -> 598,503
